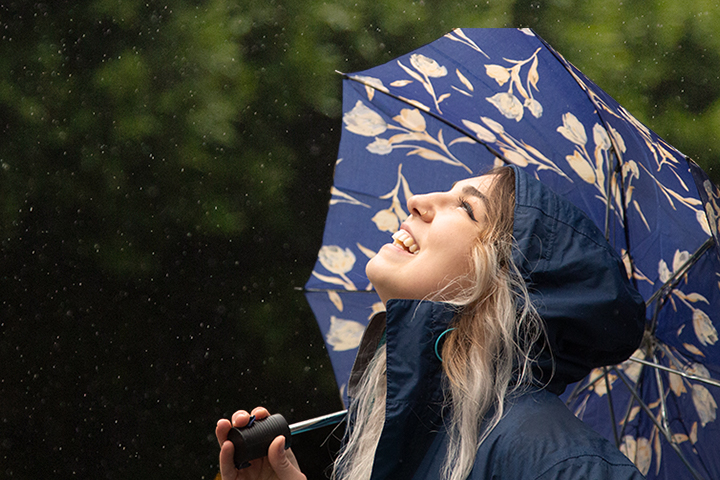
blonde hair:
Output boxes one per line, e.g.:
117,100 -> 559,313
332,167 -> 543,480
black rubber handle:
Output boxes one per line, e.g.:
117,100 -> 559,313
227,414 -> 292,468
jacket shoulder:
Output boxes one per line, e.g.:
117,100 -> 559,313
470,390 -> 645,480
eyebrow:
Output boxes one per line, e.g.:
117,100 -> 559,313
461,185 -> 488,205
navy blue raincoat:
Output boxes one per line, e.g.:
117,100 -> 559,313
347,166 -> 647,479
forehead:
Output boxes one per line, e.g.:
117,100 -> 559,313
450,175 -> 494,192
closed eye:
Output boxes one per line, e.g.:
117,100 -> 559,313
457,197 -> 477,222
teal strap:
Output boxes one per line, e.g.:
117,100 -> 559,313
434,328 -> 456,362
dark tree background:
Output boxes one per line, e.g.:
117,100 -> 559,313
1,1 -> 718,478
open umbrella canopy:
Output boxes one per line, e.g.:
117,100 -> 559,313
304,28 -> 720,479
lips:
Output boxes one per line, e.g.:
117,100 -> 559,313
391,229 -> 418,254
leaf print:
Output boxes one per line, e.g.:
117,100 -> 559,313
683,343 -> 705,357
653,433 -> 662,476
326,316 -> 365,351
669,371 -> 687,396
483,47 -> 543,119
482,116 -> 505,134
462,119 -> 497,143
691,384 -> 717,427
390,79 -> 413,87
398,96 -> 431,112
349,74 -> 388,101
328,290 -> 344,312
456,69 -> 474,92
343,100 -> 388,136
635,437 -> 652,476
528,54 -> 539,90
374,164 -> 412,234
557,112 -> 588,145
330,186 -> 370,207
501,148 -> 530,167
443,28 -> 490,58
398,55 -> 449,113
356,243 -> 376,260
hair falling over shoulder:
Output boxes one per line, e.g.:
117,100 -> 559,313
332,167 -> 545,480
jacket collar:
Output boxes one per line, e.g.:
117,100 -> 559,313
348,299 -> 457,480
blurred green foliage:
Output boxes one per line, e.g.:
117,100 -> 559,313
1,0 -> 719,478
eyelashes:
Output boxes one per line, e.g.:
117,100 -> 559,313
457,197 -> 477,222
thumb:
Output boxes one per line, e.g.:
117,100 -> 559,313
267,435 -> 306,480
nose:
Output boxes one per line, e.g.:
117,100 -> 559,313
407,191 -> 446,221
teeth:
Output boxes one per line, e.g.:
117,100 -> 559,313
391,230 -> 418,254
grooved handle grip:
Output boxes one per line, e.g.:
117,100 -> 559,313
227,414 -> 291,468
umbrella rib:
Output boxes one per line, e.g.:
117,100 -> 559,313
652,354 -> 671,434
612,366 -> 708,480
646,236 -> 715,308
628,355 -> 720,389
602,365 -> 621,448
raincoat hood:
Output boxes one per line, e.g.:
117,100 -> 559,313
509,165 -> 646,392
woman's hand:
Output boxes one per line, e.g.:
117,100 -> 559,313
216,407 -> 306,480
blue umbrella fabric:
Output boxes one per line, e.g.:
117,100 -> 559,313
304,28 -> 720,479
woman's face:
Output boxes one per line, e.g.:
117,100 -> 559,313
366,174 -> 495,305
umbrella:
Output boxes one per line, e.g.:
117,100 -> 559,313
304,28 -> 720,479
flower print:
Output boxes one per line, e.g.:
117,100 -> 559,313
593,123 -> 612,150
398,55 -> 450,113
371,208 -> 400,233
485,64 -> 511,86
557,112 -> 587,146
393,108 -> 427,131
691,384 -> 718,427
313,245 -> 358,290
620,436 -> 652,476
366,138 -> 394,155
524,98 -> 543,118
484,48 -> 543,120
326,316 -> 365,351
486,92 -> 524,122
693,309 -> 718,346
410,54 -> 448,78
319,245 -> 356,275
566,149 -> 596,183
343,100 -> 387,136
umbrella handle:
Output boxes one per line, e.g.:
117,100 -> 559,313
228,410 -> 347,468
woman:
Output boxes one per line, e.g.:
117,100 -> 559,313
216,165 -> 647,480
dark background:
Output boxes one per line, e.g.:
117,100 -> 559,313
1,1 -> 719,478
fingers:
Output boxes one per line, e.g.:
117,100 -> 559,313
267,435 -> 306,480
218,440 -> 238,480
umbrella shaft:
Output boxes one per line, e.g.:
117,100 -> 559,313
290,410 -> 348,435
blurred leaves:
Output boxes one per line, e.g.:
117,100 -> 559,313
1,0 -> 720,478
